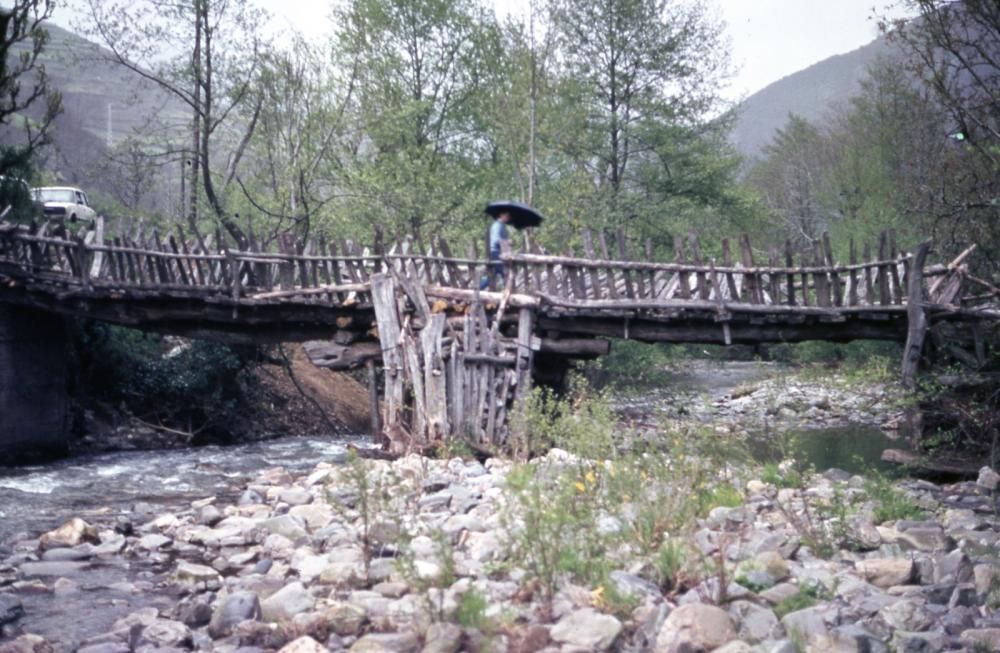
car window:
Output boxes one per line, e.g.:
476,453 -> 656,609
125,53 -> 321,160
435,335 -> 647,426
35,189 -> 76,203
76,191 -> 86,205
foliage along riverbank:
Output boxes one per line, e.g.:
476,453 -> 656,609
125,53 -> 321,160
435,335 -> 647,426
3,387 -> 1000,653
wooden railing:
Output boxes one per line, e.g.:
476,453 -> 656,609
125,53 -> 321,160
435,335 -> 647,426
0,219 -> 989,315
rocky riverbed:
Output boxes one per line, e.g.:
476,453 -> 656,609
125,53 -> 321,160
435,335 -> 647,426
615,362 -> 903,431
2,448 -> 1000,653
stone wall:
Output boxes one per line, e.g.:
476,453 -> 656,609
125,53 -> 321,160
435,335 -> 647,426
0,305 -> 69,462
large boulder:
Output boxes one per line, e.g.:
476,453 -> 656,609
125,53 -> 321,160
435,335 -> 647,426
261,582 -> 315,622
655,603 -> 737,653
0,595 -> 24,625
208,591 -> 261,638
855,559 -> 914,589
173,561 -> 222,591
38,518 -> 98,550
959,629 -> 1000,651
277,636 -> 328,653
550,608 -> 622,651
421,622 -> 463,653
324,601 -> 366,636
349,632 -> 420,653
261,514 -> 309,541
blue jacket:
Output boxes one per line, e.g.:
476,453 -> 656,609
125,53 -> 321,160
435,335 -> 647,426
489,220 -> 509,259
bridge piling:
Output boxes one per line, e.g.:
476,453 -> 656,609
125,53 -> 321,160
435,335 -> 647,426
0,305 -> 69,463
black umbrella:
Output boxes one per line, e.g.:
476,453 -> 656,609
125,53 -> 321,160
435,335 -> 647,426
485,200 -> 544,230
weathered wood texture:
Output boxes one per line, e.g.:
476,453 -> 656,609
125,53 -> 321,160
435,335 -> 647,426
1,218 -> 997,453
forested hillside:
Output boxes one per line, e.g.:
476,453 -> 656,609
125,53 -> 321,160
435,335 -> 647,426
732,36 -> 895,160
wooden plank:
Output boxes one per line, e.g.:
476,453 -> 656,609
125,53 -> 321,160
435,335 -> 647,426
421,313 -> 449,441
822,232 -> 843,306
709,259 -> 732,345
848,238 -> 859,306
863,241 -> 874,305
373,224 -> 385,273
115,237 -> 135,283
597,232 -> 620,300
226,249 -> 241,316
783,240 -> 796,305
720,238 -> 738,301
512,307 -> 535,412
403,331 -> 426,443
449,338 -> 462,439
739,234 -> 759,304
617,227 -> 637,299
813,242 -> 831,307
580,228 -> 603,299
168,235 -> 190,285
474,306 -> 493,442
153,229 -> 174,284
799,252 -> 810,306
689,232 -> 708,300
674,235 -> 690,299
89,217 -> 105,279
437,236 -> 462,289
339,239 -> 360,285
768,247 -> 781,304
878,232 -> 890,306
643,238 -> 656,299
366,359 -> 383,445
888,229 -> 902,304
565,246 -> 586,299
902,242 -> 931,388
372,274 -> 405,448
465,241 -> 479,291
177,226 -> 205,286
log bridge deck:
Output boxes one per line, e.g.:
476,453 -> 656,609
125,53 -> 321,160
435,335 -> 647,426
1,219 -> 996,452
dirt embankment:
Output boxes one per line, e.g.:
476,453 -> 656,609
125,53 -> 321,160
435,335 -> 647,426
235,345 -> 372,438
72,345 -> 372,454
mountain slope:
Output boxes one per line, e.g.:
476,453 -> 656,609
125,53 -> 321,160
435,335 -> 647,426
732,35 -> 897,160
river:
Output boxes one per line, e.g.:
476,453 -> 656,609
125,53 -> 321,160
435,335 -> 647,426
0,361 -> 905,648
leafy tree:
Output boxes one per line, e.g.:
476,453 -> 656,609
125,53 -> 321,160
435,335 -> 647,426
825,60 -> 947,249
237,38 -> 357,248
745,114 -> 836,246
77,0 -> 269,246
333,0 -> 499,240
548,0 -> 734,243
0,0 -> 62,220
879,0 -> 1000,271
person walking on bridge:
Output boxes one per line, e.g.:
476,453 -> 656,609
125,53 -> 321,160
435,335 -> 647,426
482,209 -> 511,289
481,200 -> 545,290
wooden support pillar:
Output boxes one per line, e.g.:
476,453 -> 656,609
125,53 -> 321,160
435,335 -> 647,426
366,359 -> 382,445
421,313 -> 448,441
514,307 -> 536,402
371,274 -> 405,447
902,242 -> 931,389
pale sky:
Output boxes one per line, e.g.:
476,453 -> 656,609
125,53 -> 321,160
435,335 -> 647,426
48,0 -> 905,101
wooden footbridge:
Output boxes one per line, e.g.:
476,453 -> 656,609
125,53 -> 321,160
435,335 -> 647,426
1,218 -> 996,453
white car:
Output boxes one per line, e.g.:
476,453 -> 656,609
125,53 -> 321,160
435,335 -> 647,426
31,186 -> 97,222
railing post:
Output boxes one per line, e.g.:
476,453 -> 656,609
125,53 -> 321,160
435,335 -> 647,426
902,241 -> 931,389
75,235 -> 92,291
226,249 -> 240,319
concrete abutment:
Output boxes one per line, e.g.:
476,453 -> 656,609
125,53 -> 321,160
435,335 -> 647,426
0,305 -> 70,463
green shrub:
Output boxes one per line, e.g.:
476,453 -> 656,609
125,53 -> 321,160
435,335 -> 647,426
761,462 -> 803,488
455,589 -> 489,629
865,474 -> 923,524
697,483 -> 743,516
66,320 -> 249,434
774,584 -> 826,618
517,378 -> 619,459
